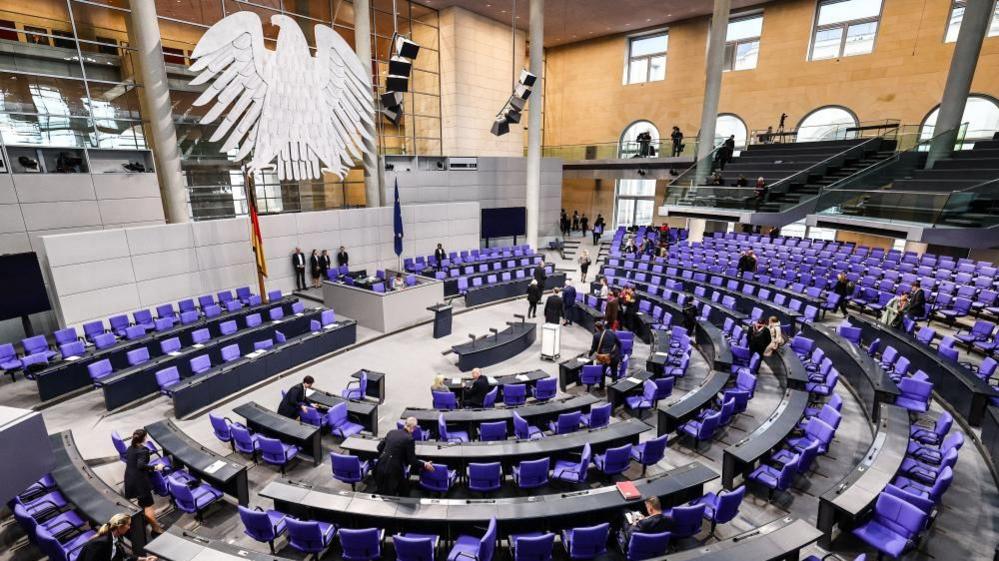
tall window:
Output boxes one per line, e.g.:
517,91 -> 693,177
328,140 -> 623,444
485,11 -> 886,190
615,180 -> 657,228
715,114 -> 749,150
796,106 -> 858,142
626,32 -> 668,84
724,13 -> 763,71
810,0 -> 883,60
945,1 -> 999,42
921,95 -> 999,143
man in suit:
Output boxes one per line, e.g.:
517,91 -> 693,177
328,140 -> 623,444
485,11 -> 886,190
534,257 -> 547,287
336,246 -> 349,268
291,247 -> 306,291
277,375 -> 314,419
374,417 -> 433,495
905,280 -> 926,320
617,497 -> 669,552
590,322 -> 620,389
544,287 -> 564,324
463,368 -> 490,408
562,284 -> 577,326
434,243 -> 446,271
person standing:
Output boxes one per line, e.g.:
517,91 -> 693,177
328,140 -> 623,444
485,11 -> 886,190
748,319 -> 771,359
277,376 -> 314,419
754,177 -> 768,210
589,322 -> 620,389
544,287 -> 564,324
833,273 -> 852,316
78,513 -> 159,561
309,250 -> 321,289
434,243 -> 446,271
319,249 -> 331,282
593,214 -> 605,244
336,246 -> 349,268
562,284 -> 577,326
580,214 -> 589,237
572,211 -> 580,232
463,368 -> 490,408
123,430 -> 166,537
764,316 -> 785,356
904,280 -> 926,320
670,126 -> 684,157
718,135 -> 736,170
291,247 -> 306,291
534,257 -> 547,287
604,291 -> 620,331
374,417 -> 433,495
527,279 -> 542,319
579,250 -> 592,283
599,277 -> 610,299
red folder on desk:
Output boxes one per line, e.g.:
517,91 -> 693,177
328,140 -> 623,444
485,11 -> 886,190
616,481 -> 641,500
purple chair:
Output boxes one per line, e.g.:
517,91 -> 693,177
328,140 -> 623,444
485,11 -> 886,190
420,463 -> 457,494
269,307 -> 285,321
446,518 -> 496,561
231,424 -> 260,460
258,436 -> 299,473
896,378 -> 933,413
510,532 -> 555,561
438,414 -> 469,443
478,421 -> 507,441
239,505 -> 288,553
850,493 -> 927,559
532,377 -> 557,401
300,406 -> 324,427
220,320 -> 238,335
664,503 -> 706,539
955,319 -> 995,348
167,474 -> 223,520
513,412 -> 544,440
22,335 -> 55,360
625,380 -> 658,418
580,364 -> 604,392
339,528 -> 384,561
561,523 -> 609,560
549,411 -> 582,434
678,409 -> 721,448
59,340 -> 85,359
246,313 -> 263,328
155,366 -> 180,396
432,390 -> 458,410
394,534 -> 441,561
221,343 -> 241,363
0,343 -> 22,376
623,531 -> 670,561
594,443 -> 633,476
190,354 -> 212,375
342,371 -> 367,400
553,443 -> 591,484
108,315 -> 130,337
468,462 -> 502,494
630,434 -> 667,475
691,485 -> 745,536
209,413 -> 236,449
53,328 -> 78,347
786,417 -> 836,455
513,458 -> 550,489
286,517 -> 337,561
35,525 -> 97,561
82,321 -> 106,343
748,453 -> 798,502
910,411 -> 952,446
88,359 -> 114,386
503,384 -> 527,406
582,402 -> 612,429
325,402 -> 364,438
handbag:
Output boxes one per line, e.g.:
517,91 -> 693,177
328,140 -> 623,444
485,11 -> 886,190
595,331 -> 612,365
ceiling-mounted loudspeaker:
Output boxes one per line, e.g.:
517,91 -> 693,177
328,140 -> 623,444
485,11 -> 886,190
514,84 -> 532,101
381,91 -> 404,108
389,56 -> 412,77
504,107 -> 522,124
519,69 -> 537,87
508,95 -> 526,112
386,74 -> 409,92
491,116 -> 510,136
381,106 -> 403,125
395,35 -> 421,59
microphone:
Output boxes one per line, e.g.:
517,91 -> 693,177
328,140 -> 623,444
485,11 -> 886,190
513,314 -> 526,324
489,328 -> 499,340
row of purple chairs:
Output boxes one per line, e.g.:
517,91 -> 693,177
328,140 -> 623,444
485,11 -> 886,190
430,379 -> 558,411
405,245 -> 535,272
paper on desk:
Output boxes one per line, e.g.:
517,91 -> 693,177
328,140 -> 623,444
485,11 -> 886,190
204,460 -> 227,474
193,344 -> 204,349
246,350 -> 265,358
487,376 -> 498,385
168,351 -> 181,357
577,357 -> 589,363
626,377 -> 642,384
654,351 -> 669,357
305,389 -> 315,398
515,374 -> 529,382
65,355 -> 80,361
295,312 -> 304,317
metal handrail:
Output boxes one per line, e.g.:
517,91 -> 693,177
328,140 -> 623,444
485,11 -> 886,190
747,119 -> 901,145
761,136 -> 886,194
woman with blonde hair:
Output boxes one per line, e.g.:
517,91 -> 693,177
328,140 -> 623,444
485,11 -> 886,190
431,374 -> 448,392
77,513 -> 158,561
579,250 -> 592,282
764,316 -> 785,356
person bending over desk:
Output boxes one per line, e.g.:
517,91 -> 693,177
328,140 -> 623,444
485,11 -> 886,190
374,417 -> 433,495
278,375 -> 315,419
463,368 -> 490,408
78,513 -> 157,561
617,497 -> 669,551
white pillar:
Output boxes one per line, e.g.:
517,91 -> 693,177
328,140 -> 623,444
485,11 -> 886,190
525,0 -> 544,250
695,0 -> 731,182
353,0 -> 383,206
687,218 -> 706,243
927,0 -> 992,167
128,0 -> 188,223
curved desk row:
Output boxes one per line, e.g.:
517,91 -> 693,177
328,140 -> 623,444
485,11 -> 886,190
451,322 -> 537,372
146,528 -> 286,561
817,403 -> 910,542
444,369 -> 549,403
443,262 -> 546,296
169,319 -> 358,418
340,418 -> 651,467
657,369 -> 731,436
653,516 -> 822,561
800,323 -> 898,422
260,461 -> 718,536
233,402 -> 324,466
144,419 -> 249,505
101,309 -> 320,411
764,346 -> 810,391
625,288 -> 732,372
34,298 -> 297,402
851,315 -> 998,426
403,395 -> 600,432
464,273 -> 566,307
306,387 -> 380,434
49,431 -> 146,551
721,389 -> 810,489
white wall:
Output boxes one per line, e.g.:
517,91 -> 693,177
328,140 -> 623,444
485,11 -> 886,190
41,203 -> 480,328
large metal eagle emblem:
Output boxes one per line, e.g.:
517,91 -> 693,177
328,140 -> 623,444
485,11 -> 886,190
189,12 -> 374,180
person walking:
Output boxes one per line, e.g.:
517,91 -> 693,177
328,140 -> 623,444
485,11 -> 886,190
833,273 -> 852,316
526,279 -> 542,319
589,322 -> 620,388
571,211 -> 580,232
122,429 -> 166,537
579,250 -> 592,283
580,214 -> 589,237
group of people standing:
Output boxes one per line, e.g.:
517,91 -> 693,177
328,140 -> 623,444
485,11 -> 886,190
559,210 -> 591,238
291,246 -> 350,290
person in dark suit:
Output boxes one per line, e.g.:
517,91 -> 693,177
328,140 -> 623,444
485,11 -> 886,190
291,247 -> 306,291
527,279 -> 543,318
319,250 -> 331,281
463,368 -> 490,408
374,417 -> 433,495
562,284 -> 577,326
78,513 -> 158,561
123,429 -> 165,536
309,250 -> 321,289
833,272 -> 852,316
544,287 -> 564,324
617,497 -> 669,551
590,322 -> 620,389
748,319 -> 771,359
682,301 -> 698,333
434,244 -> 446,271
534,258 -> 547,287
336,246 -> 349,268
905,280 -> 926,320
277,376 -> 314,419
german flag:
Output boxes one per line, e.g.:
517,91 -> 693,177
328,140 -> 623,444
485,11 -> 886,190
247,182 -> 268,278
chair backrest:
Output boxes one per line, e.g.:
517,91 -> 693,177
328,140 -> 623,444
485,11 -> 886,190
503,383 -> 526,405
83,321 -> 105,340
220,320 -> 237,336
325,402 -> 349,428
269,307 -> 285,321
339,528 -> 381,561
246,313 -> 262,328
555,411 -> 582,433
209,413 -> 232,441
239,505 -> 278,541
59,340 -> 85,358
394,535 -> 437,561
638,434 -> 668,465
512,532 -> 555,561
192,328 -> 210,344
53,327 -> 77,346
432,390 -> 457,410
713,485 -> 746,524
567,523 -> 609,559
110,430 -> 128,460
156,367 -> 180,389
221,343 -> 241,362
258,436 -> 290,462
580,365 -> 604,385
420,463 -> 453,491
190,354 -> 212,374
517,457 -> 549,487
627,531 -> 670,561
587,403 -> 612,428
873,492 -> 927,538
286,518 -> 327,552
479,421 -> 507,441
124,325 -> 145,340
600,444 -> 633,473
512,412 -> 534,439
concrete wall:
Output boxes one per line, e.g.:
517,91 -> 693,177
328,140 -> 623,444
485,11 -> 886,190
438,6 -> 528,157
384,157 -> 562,240
40,203 -> 480,328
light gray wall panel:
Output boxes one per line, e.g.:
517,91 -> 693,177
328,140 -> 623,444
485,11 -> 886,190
48,256 -> 135,297
20,201 -> 101,231
44,228 -> 129,268
12,175 -> 96,204
59,284 -> 140,326
136,272 -> 204,306
0,175 -> 17,205
125,223 -> 195,255
130,248 -> 201,282
193,217 -> 248,247
93,174 -> 160,200
0,232 -> 30,254
0,205 -> 25,234
98,198 -> 165,226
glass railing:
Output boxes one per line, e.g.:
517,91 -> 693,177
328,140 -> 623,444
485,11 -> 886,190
540,139 -> 701,161
935,178 -> 999,228
815,181 -> 999,229
747,119 -> 900,145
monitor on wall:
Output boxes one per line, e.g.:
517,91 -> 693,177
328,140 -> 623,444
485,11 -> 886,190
0,253 -> 51,321
481,207 -> 527,239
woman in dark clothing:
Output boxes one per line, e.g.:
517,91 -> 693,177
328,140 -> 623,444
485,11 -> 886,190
78,513 -> 157,561
319,250 -> 331,281
832,272 -> 852,316
309,250 -> 321,289
605,292 -> 620,331
527,279 -> 542,318
123,429 -> 165,535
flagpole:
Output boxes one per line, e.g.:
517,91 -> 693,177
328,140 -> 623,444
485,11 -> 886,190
245,169 -> 268,303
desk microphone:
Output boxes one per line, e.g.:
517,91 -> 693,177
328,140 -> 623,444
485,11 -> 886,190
489,328 -> 499,340
732,530 -> 760,542
182,531 -> 210,544
513,314 -> 525,324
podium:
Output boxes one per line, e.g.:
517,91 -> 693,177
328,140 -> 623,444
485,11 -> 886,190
428,304 -> 453,338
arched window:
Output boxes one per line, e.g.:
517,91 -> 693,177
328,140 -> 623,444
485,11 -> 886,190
715,114 -> 749,149
795,106 -> 858,142
619,120 -> 660,158
921,95 -> 999,142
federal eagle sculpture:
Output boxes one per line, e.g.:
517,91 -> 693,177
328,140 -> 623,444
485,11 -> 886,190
189,12 -> 374,181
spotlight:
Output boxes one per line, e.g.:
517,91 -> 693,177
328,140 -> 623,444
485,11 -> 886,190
386,74 -> 409,92
488,67 -> 537,136
388,56 -> 412,77
514,84 -> 532,101
519,69 -> 537,87
508,95 -> 526,112
504,107 -> 522,124
381,105 -> 403,125
490,116 -> 510,136
394,35 -> 421,59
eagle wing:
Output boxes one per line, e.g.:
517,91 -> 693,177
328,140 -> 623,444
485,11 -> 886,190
313,24 -> 375,178
189,12 -> 269,162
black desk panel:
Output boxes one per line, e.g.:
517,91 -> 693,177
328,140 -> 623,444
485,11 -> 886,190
464,274 -> 566,307
49,431 -> 146,551
817,403 -> 909,542
306,387 -> 380,434
851,316 -> 998,426
146,528 -> 293,561
403,394 -> 600,433
657,370 -> 730,435
352,369 -> 386,402
233,402 -> 322,466
607,371 -> 656,410
800,323 -> 898,422
983,406 -> 999,473
653,517 -> 822,561
696,321 -> 733,372
764,346 -> 809,391
260,461 -> 717,536
341,419 -> 650,468
721,389 -> 809,489
452,323 -> 537,372
144,419 -> 249,505
445,369 -> 549,405
559,353 -> 593,391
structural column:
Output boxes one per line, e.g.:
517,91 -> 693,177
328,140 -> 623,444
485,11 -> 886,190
128,0 -> 188,223
524,0 -> 544,250
927,0 -> 991,167
694,0 -> 731,183
353,0 -> 383,206
686,218 -> 706,243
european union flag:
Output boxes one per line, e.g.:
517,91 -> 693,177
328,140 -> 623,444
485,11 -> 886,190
393,179 -> 404,256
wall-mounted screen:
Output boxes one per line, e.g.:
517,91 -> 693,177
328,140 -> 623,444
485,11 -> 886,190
0,253 -> 51,321
481,207 -> 526,238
